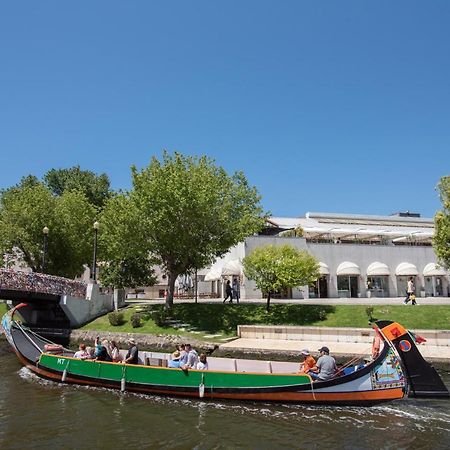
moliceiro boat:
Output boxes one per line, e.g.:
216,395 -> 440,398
2,304 -> 448,406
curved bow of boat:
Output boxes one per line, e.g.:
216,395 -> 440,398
1,302 -> 28,350
375,320 -> 449,399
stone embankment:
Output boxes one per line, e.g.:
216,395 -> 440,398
69,329 -> 218,354
220,325 -> 450,366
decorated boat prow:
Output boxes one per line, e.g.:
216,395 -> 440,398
374,320 -> 449,399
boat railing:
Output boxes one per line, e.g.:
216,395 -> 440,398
108,349 -> 371,376
130,351 -> 301,374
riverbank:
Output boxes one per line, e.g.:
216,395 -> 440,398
82,304 -> 450,338
2,324 -> 449,369
2,302 -> 449,365
69,329 -> 218,354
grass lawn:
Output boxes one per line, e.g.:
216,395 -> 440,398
0,302 -> 7,316
82,306 -> 181,334
81,304 -> 450,341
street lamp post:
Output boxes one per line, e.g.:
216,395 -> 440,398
91,221 -> 100,282
42,226 -> 49,273
194,268 -> 198,304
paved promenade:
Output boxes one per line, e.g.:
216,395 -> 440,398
126,296 -> 450,305
220,337 -> 450,363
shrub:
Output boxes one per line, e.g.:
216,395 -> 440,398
108,311 -> 125,326
153,308 -> 170,327
130,313 -> 142,328
365,306 -> 374,322
318,308 -> 328,321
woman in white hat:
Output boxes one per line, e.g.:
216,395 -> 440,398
168,350 -> 182,368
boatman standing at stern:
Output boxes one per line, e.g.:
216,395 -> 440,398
309,346 -> 337,381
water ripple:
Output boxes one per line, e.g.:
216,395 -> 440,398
5,363 -> 449,449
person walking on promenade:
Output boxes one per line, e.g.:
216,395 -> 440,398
404,277 -> 417,305
232,277 -> 240,304
223,280 -> 233,303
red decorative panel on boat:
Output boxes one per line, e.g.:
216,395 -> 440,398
381,322 -> 407,341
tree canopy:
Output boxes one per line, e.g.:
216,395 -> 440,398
100,151 -> 266,307
243,244 -> 320,311
98,193 -> 157,289
44,166 -> 112,208
433,176 -> 450,269
0,183 -> 96,278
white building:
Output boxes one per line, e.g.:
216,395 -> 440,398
200,211 -> 449,299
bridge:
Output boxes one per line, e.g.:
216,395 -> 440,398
0,269 -> 114,337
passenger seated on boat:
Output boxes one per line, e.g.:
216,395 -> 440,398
94,339 -> 113,362
298,349 -> 317,375
122,338 -> 139,365
73,343 -> 90,359
168,351 -> 182,368
85,346 -> 95,359
177,344 -> 187,362
196,353 -> 208,370
110,340 -> 123,363
309,346 -> 337,381
180,343 -> 198,369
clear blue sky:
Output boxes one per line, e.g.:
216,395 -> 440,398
1,1 -> 449,218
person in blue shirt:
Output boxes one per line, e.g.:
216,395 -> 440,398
168,350 -> 182,368
94,337 -> 112,362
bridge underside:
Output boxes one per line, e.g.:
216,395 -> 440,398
0,289 -> 71,336
0,288 -> 60,303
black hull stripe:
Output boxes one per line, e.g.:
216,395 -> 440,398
29,367 -> 397,406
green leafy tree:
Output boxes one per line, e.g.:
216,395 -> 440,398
0,184 -> 96,277
101,151 -> 266,307
44,166 -> 112,208
433,176 -> 450,269
99,255 -> 157,289
243,244 -> 320,312
99,194 -> 157,289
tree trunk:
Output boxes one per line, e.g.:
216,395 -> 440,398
266,291 -> 271,313
166,271 -> 177,309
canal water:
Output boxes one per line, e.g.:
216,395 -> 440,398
0,342 -> 449,450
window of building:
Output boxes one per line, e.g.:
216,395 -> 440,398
366,276 -> 389,297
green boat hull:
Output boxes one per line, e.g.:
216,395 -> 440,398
39,354 -> 311,390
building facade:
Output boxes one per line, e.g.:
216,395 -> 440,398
200,212 -> 449,299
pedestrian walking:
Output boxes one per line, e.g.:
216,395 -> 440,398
232,277 -> 240,304
404,277 -> 417,305
223,280 -> 233,303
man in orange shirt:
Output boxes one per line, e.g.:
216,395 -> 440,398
299,349 -> 317,374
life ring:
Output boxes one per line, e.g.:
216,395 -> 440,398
371,333 -> 381,360
44,344 -> 63,354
